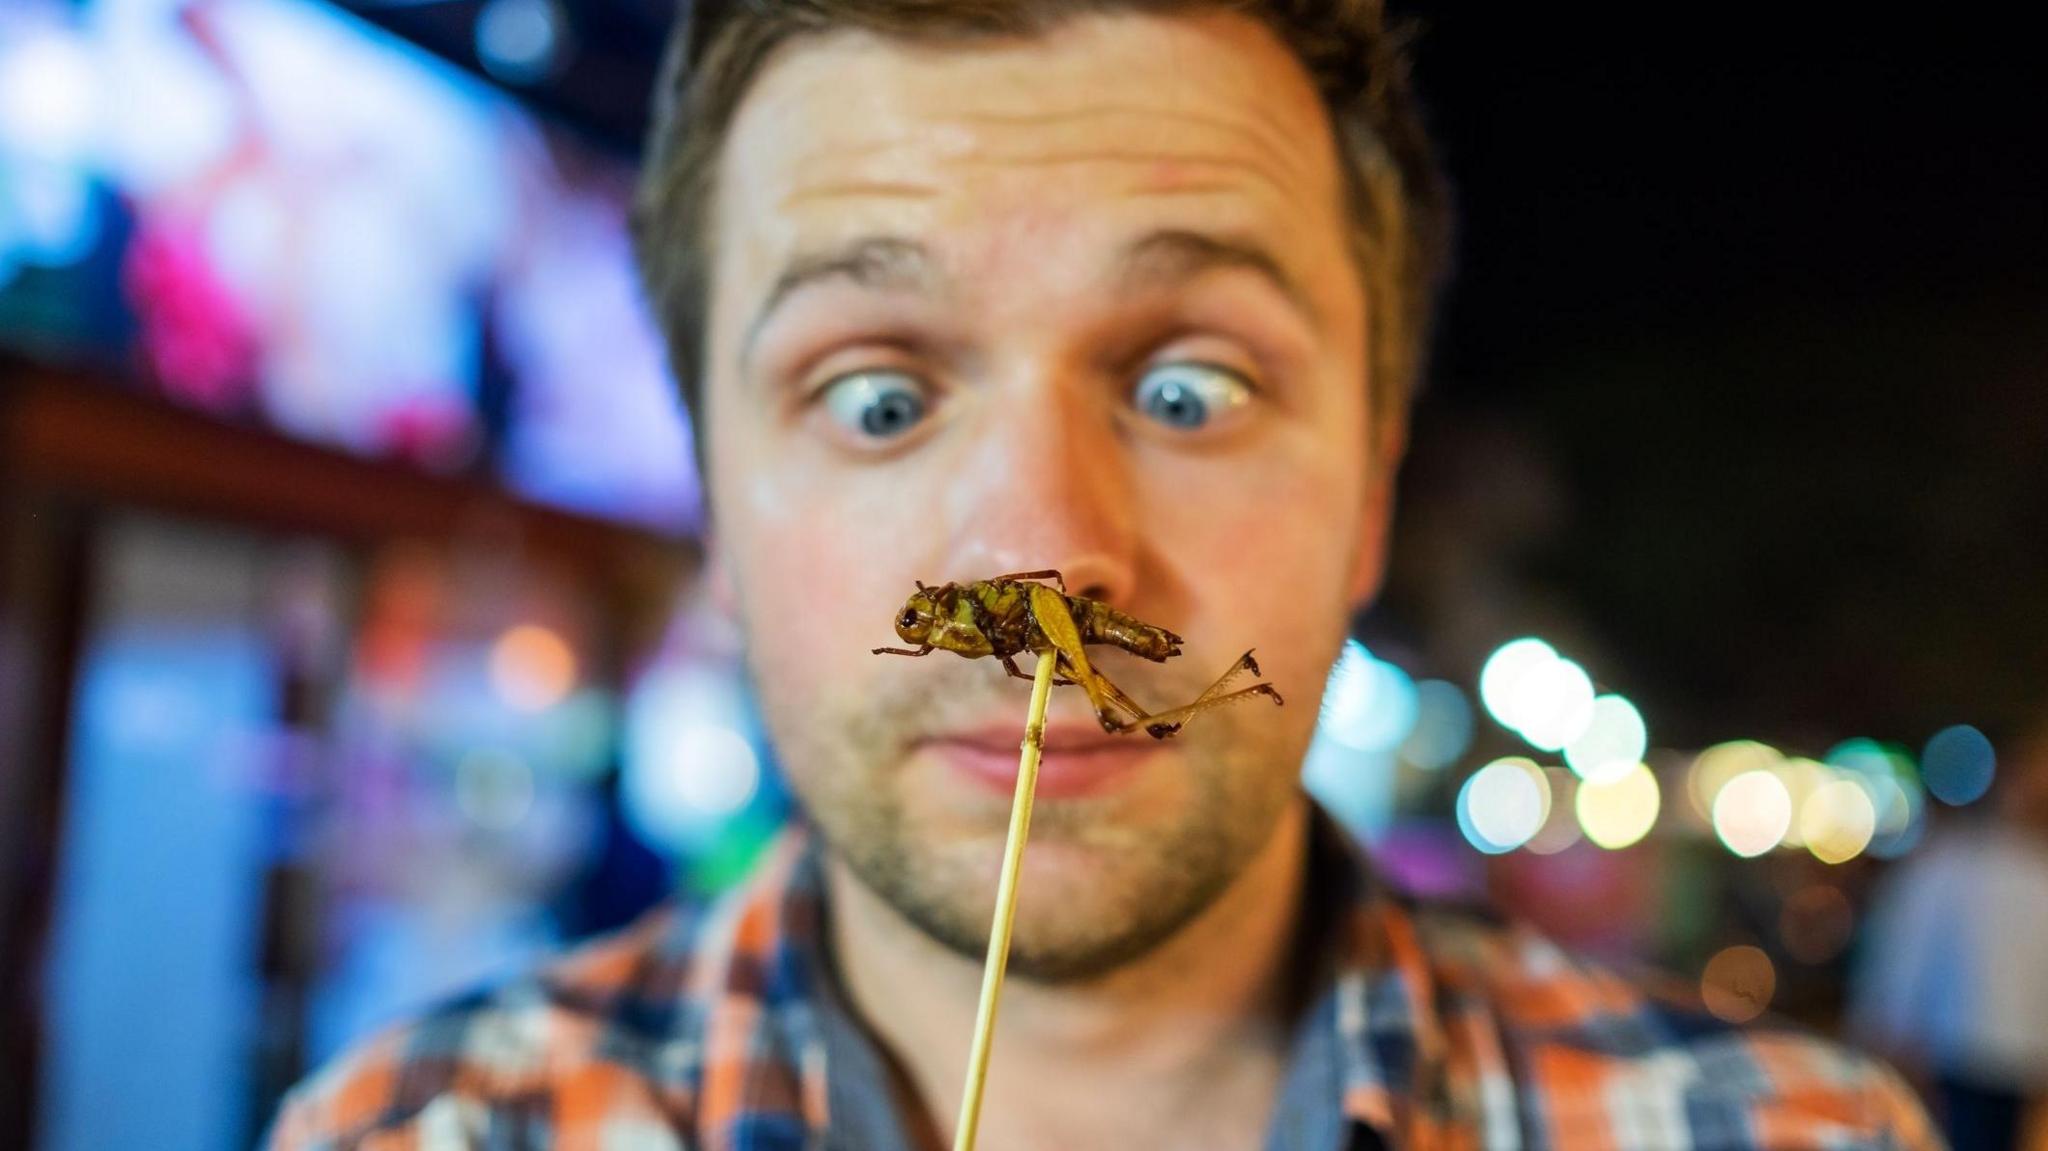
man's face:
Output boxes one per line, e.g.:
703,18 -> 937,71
701,10 -> 1394,979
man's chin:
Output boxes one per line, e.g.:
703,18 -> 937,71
824,799 -> 1242,984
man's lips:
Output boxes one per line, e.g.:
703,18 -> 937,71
919,723 -> 1161,799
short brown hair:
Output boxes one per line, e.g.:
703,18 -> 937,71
632,0 -> 1452,449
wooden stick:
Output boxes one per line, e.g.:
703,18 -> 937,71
952,648 -> 1059,1151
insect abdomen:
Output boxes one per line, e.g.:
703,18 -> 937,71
1075,598 -> 1182,662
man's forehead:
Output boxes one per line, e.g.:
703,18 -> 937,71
717,10 -> 1342,227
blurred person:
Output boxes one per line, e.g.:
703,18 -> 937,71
1854,724 -> 2048,1151
268,4 -> 1939,1148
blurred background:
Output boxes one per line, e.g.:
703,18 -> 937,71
0,2 -> 2041,1148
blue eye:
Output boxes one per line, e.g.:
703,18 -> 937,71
819,370 -> 929,440
1131,362 -> 1252,430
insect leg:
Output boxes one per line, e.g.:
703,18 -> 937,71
1026,583 -> 1126,731
871,644 -> 935,656
989,569 -> 1065,592
1135,682 -> 1284,740
1092,651 -> 1280,739
1087,647 -> 1261,720
1077,648 -> 1279,737
1047,654 -> 1083,687
1188,650 -> 1263,705
1073,662 -> 1154,723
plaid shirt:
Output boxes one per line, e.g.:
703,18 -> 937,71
269,814 -> 1941,1150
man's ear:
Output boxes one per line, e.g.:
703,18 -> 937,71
1346,415 -> 1409,609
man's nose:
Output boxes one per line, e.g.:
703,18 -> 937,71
942,376 -> 1137,606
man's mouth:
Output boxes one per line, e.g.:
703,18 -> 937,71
918,722 -> 1162,799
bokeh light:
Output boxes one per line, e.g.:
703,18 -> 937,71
1575,761 -> 1660,850
1523,767 -> 1585,855
0,25 -> 98,159
453,749 -> 536,831
1398,679 -> 1473,771
1479,638 -> 1556,728
1780,885 -> 1856,965
1864,773 -> 1927,859
1300,735 -> 1398,840
1563,694 -> 1648,784
1712,770 -> 1792,858
539,689 -> 616,783
1921,723 -> 1996,806
1504,657 -> 1597,752
1701,945 -> 1776,1023
1825,737 -> 1911,783
1318,640 -> 1418,752
1688,740 -> 1782,820
488,624 -> 576,712
1774,757 -> 1835,848
1456,757 -> 1550,855
1827,738 -> 1926,858
1800,778 -> 1877,864
623,723 -> 760,849
622,667 -> 764,852
475,0 -> 568,86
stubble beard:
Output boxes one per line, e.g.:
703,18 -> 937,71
751,653 -> 1306,983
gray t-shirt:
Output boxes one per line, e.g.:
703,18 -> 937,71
813,953 -> 1352,1151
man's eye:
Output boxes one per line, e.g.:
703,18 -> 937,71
1131,363 -> 1252,430
818,370 -> 930,440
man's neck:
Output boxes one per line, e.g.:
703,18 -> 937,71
825,798 -> 1312,1151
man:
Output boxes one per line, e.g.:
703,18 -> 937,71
270,3 -> 1940,1147
1854,721 -> 2048,1150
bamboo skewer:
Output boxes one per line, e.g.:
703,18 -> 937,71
952,647 -> 1060,1151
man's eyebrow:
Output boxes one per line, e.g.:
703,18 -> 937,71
743,236 -> 936,366
1116,229 -> 1314,318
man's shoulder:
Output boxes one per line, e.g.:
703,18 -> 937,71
266,900 -> 718,1149
1391,900 -> 1941,1147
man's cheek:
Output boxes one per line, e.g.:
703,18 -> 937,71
1187,509 -> 1355,702
742,548 -> 866,682
732,512 -> 905,699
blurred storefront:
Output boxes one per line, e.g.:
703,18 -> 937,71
0,2 -> 787,1146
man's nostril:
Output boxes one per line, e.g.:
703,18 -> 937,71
1075,583 -> 1110,602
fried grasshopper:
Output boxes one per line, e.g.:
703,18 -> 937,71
873,570 -> 1282,739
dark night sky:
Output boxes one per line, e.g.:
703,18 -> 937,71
354,1 -> 2047,750
1388,6 -> 2048,748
